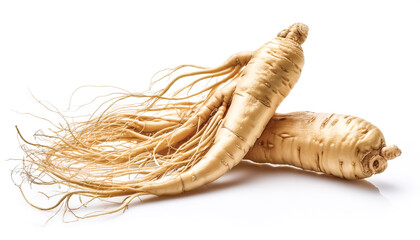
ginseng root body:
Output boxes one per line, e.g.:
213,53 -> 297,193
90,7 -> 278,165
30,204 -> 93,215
143,23 -> 308,194
245,111 -> 401,179
16,23 -> 308,218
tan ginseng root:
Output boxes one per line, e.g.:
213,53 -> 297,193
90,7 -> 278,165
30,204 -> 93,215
245,112 -> 401,179
15,23 -> 308,219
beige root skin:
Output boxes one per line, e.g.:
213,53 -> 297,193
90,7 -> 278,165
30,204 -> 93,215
16,23 -> 307,218
143,23 -> 307,194
245,112 -> 401,179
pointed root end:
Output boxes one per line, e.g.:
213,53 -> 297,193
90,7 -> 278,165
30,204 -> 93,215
381,145 -> 402,160
277,23 -> 309,45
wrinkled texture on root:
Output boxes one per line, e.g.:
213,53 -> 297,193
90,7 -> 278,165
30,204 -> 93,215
245,111 -> 401,179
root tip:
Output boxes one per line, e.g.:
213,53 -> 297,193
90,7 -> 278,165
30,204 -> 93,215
381,145 -> 402,160
277,23 -> 309,45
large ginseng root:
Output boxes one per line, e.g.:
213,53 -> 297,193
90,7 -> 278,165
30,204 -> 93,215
245,112 -> 401,179
15,23 -> 308,219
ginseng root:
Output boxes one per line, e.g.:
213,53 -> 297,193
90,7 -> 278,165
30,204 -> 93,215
245,111 -> 401,179
15,23 -> 308,218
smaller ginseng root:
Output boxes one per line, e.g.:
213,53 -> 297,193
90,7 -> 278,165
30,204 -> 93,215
245,111 -> 401,179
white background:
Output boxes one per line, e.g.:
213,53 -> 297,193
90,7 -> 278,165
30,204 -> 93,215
1,0 -> 419,239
